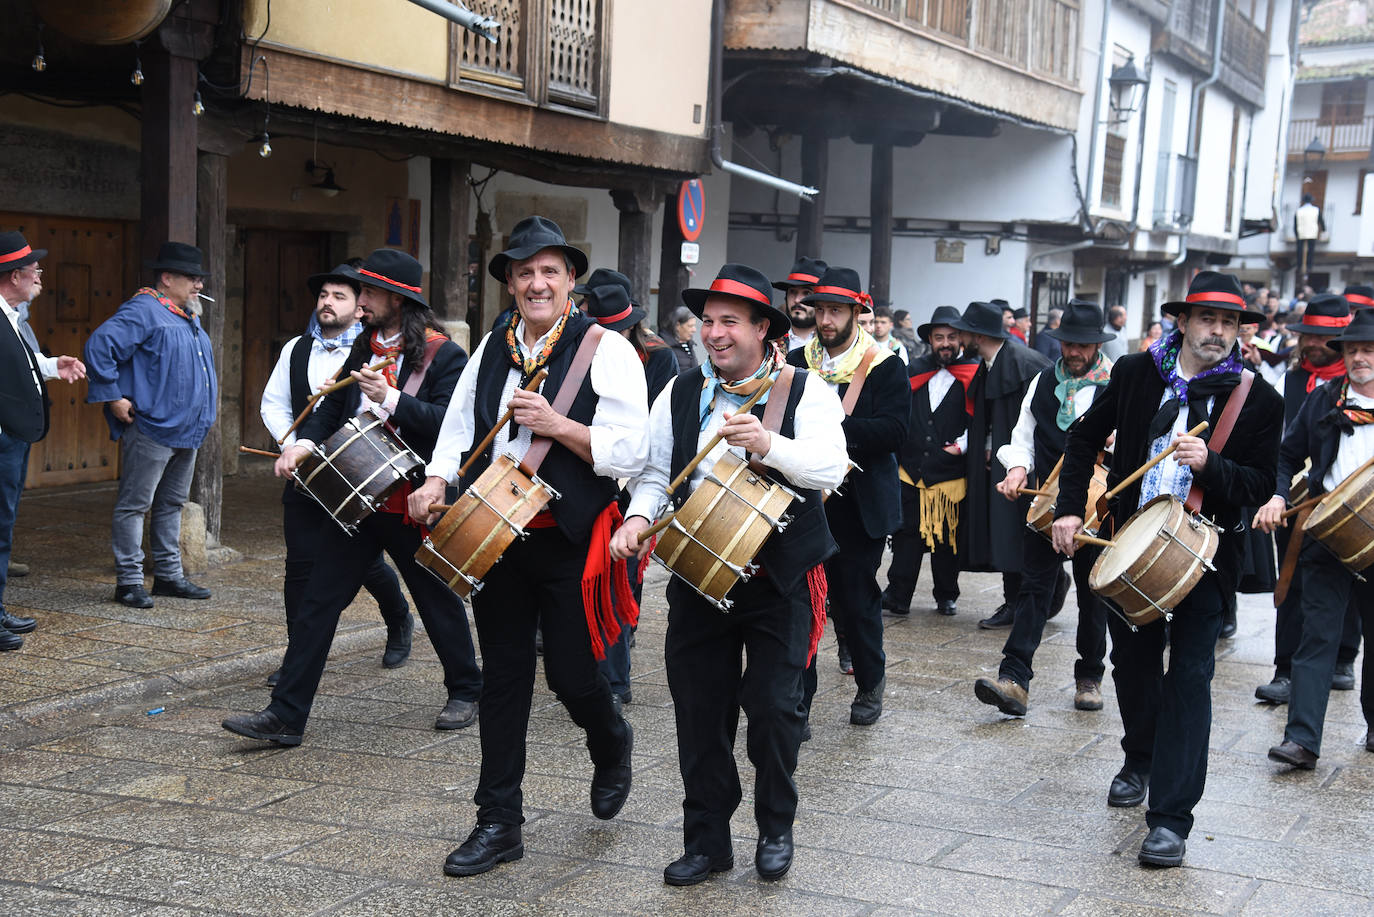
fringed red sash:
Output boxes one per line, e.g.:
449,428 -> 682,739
805,564 -> 828,665
581,501 -> 641,660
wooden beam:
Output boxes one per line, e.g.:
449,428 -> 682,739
797,131 -> 829,261
612,188 -> 662,309
192,151 -> 227,542
140,45 -> 199,268
869,142 -> 894,308
430,158 -> 472,323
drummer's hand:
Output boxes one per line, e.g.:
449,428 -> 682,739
408,476 -> 449,526
509,388 -> 567,438
720,411 -> 772,457
1051,515 -> 1083,557
610,515 -> 653,561
353,366 -> 392,405
1104,432 -> 1116,450
274,444 -> 310,479
997,467 -> 1028,501
1172,433 -> 1210,470
1253,495 -> 1288,533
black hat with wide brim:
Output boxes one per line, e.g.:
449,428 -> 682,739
488,215 -> 588,283
917,305 -> 964,342
144,241 -> 207,277
948,301 -> 1011,340
1343,284 -> 1374,309
772,256 -> 828,291
1044,299 -> 1117,345
682,263 -> 791,340
349,249 -> 429,308
0,232 -> 45,272
307,264 -> 362,298
801,266 -> 873,313
1287,292 -> 1352,336
574,267 -> 635,303
1328,308 -> 1374,350
1160,270 -> 1265,322
583,284 -> 646,332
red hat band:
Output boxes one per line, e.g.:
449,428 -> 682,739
1185,291 -> 1245,306
358,268 -> 422,294
709,277 -> 771,307
0,245 -> 33,265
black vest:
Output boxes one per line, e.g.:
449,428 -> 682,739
464,315 -> 616,543
1282,367 -> 1336,431
900,368 -> 968,486
289,335 -> 315,417
667,366 -> 837,593
1028,371 -> 1067,487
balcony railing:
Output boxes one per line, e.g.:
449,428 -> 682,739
1288,117 -> 1374,156
453,0 -> 604,113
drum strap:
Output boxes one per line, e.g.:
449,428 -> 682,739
520,325 -> 605,476
1184,369 -> 1253,514
840,347 -> 881,416
749,365 -> 796,474
400,337 -> 446,399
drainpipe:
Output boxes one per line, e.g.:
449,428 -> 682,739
1081,0 -> 1114,232
1184,0 -> 1227,223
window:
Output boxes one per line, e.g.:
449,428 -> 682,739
1225,107 -> 1241,232
1320,81 -> 1367,126
1102,133 -> 1127,208
1357,169 -> 1370,216
1153,80 -> 1178,224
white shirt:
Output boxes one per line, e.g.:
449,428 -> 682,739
261,332 -> 362,446
920,366 -> 970,454
815,335 -> 862,391
0,294 -> 56,382
1323,390 -> 1374,493
996,370 -> 1101,476
625,372 -> 849,522
427,323 -> 649,483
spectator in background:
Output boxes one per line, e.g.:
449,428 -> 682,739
1101,305 -> 1129,362
891,309 -> 924,359
1138,320 -> 1163,352
872,306 -> 909,364
1032,307 -> 1063,361
664,305 -> 701,373
997,301 -> 1024,343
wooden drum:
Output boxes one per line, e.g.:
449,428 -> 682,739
294,415 -> 424,534
1088,495 -> 1220,627
1303,465 -> 1374,574
1026,463 -> 1109,539
653,450 -> 800,611
416,453 -> 560,597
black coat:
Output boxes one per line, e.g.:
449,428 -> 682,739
1057,351 -> 1283,590
964,342 -> 1051,571
1275,378 -> 1353,503
901,355 -> 977,487
643,342 -> 680,404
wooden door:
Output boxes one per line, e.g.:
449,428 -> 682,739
0,212 -> 134,488
240,230 -> 330,451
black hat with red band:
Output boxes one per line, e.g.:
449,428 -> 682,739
1160,271 -> 1265,322
1287,292 -> 1351,337
1343,284 -> 1374,310
683,263 -> 791,340
347,249 -> 428,308
771,256 -> 828,292
801,266 -> 873,313
583,284 -> 646,332
1328,308 -> 1374,350
0,232 -> 46,272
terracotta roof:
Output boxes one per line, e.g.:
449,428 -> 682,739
1297,60 -> 1374,80
1300,0 -> 1374,47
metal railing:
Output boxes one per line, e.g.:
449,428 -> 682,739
1287,116 -> 1374,156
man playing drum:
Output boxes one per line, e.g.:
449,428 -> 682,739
610,263 -> 848,886
1256,307 -> 1374,769
787,266 -> 909,726
408,217 -> 647,879
221,249 -> 482,745
1051,272 -> 1282,868
974,300 -> 1114,716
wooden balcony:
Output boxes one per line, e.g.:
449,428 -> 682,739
1288,116 -> 1374,160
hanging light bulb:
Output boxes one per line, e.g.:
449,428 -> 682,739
31,27 -> 46,72
259,133 -> 272,158
193,91 -> 205,117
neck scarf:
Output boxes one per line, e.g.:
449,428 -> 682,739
138,286 -> 192,321
309,315 -> 362,353
802,324 -> 891,385
1301,357 -> 1345,393
505,299 -> 575,383
369,327 -> 445,387
698,344 -> 784,429
1053,352 -> 1112,431
1326,378 -> 1374,434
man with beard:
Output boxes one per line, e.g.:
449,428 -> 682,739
1254,292 -> 1360,704
788,267 -> 909,725
773,257 -> 826,352
883,306 -> 978,617
222,249 -> 482,745
951,301 -> 1053,628
258,264 -> 415,683
1257,308 -> 1374,768
973,301 -> 1114,715
1052,272 -> 1281,868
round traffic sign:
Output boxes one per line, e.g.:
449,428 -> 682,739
677,179 -> 704,243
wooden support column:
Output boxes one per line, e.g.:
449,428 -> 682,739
657,187 -> 691,333
869,141 -> 894,307
140,45 -> 199,268
191,151 -> 227,542
430,158 -> 472,324
797,130 -> 829,261
612,187 -> 662,310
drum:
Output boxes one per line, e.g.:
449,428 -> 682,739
1026,463 -> 1109,539
653,450 -> 800,611
416,453 -> 560,597
1089,495 -> 1220,627
294,415 -> 424,534
1303,464 -> 1374,574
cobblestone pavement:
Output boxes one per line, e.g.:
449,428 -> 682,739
2,469 -> 1373,915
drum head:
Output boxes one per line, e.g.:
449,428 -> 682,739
1093,496 -> 1175,585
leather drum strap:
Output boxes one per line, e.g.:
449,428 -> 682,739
401,336 -> 445,398
749,364 -> 796,474
519,324 -> 605,476
1184,369 -> 1253,514
1273,506 -> 1311,607
840,346 -> 880,416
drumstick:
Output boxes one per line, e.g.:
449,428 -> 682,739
1042,455 -> 1065,489
1074,533 -> 1116,548
1280,451 -> 1374,520
1101,421 -> 1210,503
238,446 -> 279,458
1017,487 -> 1052,497
276,357 -> 398,444
664,379 -> 776,497
457,369 -> 549,479
638,511 -> 675,543
428,503 -> 454,514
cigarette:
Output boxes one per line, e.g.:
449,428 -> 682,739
197,293 -> 216,303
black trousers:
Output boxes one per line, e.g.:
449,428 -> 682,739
665,573 -> 810,860
1272,527 -> 1361,674
1107,572 -> 1225,838
823,504 -> 886,694
885,482 -> 960,607
268,511 -> 482,731
470,527 -> 629,826
282,495 -> 409,635
999,530 -> 1108,687
1283,543 -> 1374,756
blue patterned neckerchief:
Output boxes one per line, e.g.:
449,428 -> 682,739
697,344 -> 783,431
309,314 -> 363,352
1052,351 -> 1111,431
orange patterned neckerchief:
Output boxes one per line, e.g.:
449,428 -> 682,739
137,286 -> 192,321
369,328 -> 446,386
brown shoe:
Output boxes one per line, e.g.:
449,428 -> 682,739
974,676 -> 1028,716
1074,679 -> 1103,711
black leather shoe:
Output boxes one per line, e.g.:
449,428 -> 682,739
850,677 -> 885,726
836,637 -> 854,675
1108,766 -> 1148,807
1332,661 -> 1356,691
151,577 -> 211,600
221,710 -> 303,746
1047,567 -> 1070,620
590,722 -> 633,820
382,612 -> 413,668
114,584 -> 154,608
936,599 -> 958,616
755,832 -> 794,880
978,603 -> 1014,629
266,666 -> 282,686
801,720 -> 812,742
0,626 -> 22,651
1,611 -> 36,634
444,822 -> 523,877
435,698 -> 478,730
1255,676 -> 1290,704
1364,731 -> 1374,754
1218,605 -> 1238,640
1138,826 -> 1185,867
1268,740 -> 1317,769
663,852 -> 732,886
881,591 -> 910,616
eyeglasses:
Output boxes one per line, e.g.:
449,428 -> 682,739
23,267 -> 42,277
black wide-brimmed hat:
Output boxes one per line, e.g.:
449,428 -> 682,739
949,301 -> 1011,340
144,241 -> 206,277
682,263 -> 791,340
1161,271 -> 1265,321
0,231 -> 45,272
307,263 -> 362,298
917,305 -> 964,342
772,256 -> 828,292
350,249 -> 428,307
582,284 -> 646,332
1044,299 -> 1116,345
801,267 -> 872,312
1343,284 -> 1374,310
1012,307 -> 1029,320
487,215 -> 588,283
574,267 -> 636,303
1288,292 -> 1351,336
1329,308 -> 1374,350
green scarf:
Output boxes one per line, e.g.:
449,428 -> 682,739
1053,352 -> 1111,431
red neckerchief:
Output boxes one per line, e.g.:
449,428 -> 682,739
369,328 -> 446,386
137,286 -> 192,321
910,359 -> 980,416
1301,358 -> 1345,393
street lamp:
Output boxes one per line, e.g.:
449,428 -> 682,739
1303,136 -> 1327,173
1107,56 -> 1148,124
